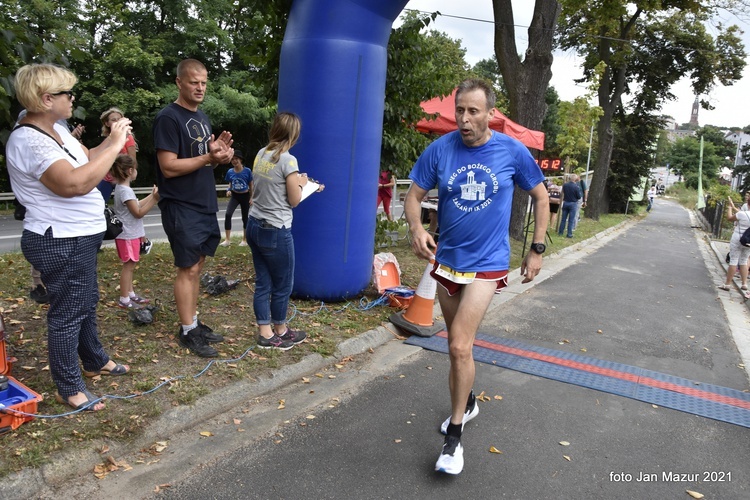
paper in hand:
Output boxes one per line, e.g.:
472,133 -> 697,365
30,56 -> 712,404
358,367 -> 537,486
300,179 -> 321,202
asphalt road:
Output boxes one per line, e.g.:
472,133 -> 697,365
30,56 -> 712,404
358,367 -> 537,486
0,202 -> 245,253
10,197 -> 750,499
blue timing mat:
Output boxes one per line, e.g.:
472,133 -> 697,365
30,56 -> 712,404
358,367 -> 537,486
405,332 -> 750,429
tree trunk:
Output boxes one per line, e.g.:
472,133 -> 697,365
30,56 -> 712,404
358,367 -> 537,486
586,116 -> 614,219
493,0 -> 561,240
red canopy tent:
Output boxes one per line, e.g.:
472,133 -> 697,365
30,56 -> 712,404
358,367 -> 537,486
415,89 -> 545,151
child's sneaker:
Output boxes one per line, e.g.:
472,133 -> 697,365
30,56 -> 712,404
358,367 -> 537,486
130,294 -> 150,305
117,299 -> 141,309
219,240 -> 231,247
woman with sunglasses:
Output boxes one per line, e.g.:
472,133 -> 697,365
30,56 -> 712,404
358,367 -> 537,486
6,64 -> 133,412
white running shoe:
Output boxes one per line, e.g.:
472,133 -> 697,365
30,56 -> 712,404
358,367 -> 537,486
219,240 -> 231,247
435,435 -> 464,474
440,396 -> 479,434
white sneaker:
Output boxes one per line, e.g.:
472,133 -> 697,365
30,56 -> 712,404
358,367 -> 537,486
239,241 -> 248,247
219,240 -> 231,247
440,396 -> 479,434
435,435 -> 464,474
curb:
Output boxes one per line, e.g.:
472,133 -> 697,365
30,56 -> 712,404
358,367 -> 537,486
0,219 -> 638,498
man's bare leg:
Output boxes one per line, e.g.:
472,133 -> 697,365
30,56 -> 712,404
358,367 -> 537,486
438,280 -> 497,426
174,256 -> 205,326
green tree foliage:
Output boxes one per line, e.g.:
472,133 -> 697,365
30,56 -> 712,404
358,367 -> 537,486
665,135 -> 720,189
558,0 -> 746,220
607,108 -> 662,211
381,11 -> 469,179
0,0 -> 282,190
541,86 -> 563,159
557,97 -> 603,172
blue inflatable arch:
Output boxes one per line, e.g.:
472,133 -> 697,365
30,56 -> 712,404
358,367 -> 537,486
278,0 -> 410,301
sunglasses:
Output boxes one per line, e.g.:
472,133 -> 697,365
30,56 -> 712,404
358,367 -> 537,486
51,90 -> 74,99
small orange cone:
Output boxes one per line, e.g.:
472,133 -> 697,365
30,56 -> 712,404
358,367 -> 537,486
390,258 -> 443,337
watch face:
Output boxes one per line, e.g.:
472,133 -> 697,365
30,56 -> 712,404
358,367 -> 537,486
532,243 -> 546,254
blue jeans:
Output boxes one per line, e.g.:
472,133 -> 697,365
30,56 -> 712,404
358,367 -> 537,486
558,201 -> 577,237
246,216 -> 294,326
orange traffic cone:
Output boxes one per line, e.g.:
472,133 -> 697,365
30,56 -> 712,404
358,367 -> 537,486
389,258 -> 444,337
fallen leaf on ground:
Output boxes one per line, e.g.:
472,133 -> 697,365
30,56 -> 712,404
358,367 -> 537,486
563,455 -> 571,461
494,395 -> 503,400
559,441 -> 570,446
199,431 -> 213,437
686,490 -> 704,499
489,446 -> 503,454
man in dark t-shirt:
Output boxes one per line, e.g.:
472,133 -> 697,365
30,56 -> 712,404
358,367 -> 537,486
153,58 -> 234,358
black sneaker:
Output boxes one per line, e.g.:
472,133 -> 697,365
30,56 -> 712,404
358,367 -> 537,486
440,390 -> 478,434
257,333 -> 294,351
280,328 -> 307,345
140,238 -> 152,255
29,284 -> 49,304
197,321 -> 224,343
177,327 -> 218,358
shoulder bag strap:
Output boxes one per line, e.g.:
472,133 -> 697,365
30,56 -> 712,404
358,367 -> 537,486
13,123 -> 79,163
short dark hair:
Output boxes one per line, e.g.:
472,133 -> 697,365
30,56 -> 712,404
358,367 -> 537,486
177,59 -> 207,78
455,78 -> 496,111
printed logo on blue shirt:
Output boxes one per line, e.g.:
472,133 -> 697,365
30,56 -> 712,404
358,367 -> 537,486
446,163 -> 500,213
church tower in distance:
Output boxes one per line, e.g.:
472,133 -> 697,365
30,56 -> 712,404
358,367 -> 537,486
689,96 -> 699,127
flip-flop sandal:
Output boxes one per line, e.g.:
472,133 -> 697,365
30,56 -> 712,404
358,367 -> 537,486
83,363 -> 130,377
55,389 -> 104,412
718,284 -> 731,291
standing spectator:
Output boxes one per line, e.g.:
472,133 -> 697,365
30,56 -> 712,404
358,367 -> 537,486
558,174 -> 582,239
405,78 -> 548,475
247,112 -> 322,350
153,58 -> 234,358
720,195 -> 750,295
574,173 -> 588,227
221,150 -> 253,247
14,110 -> 82,302
111,154 -> 159,309
547,180 -> 561,231
97,107 -> 137,203
7,63 -> 131,411
377,169 -> 396,221
647,185 -> 657,212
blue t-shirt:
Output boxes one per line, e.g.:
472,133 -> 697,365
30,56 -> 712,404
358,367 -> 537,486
153,103 -> 218,213
409,131 -> 544,272
224,167 -> 253,193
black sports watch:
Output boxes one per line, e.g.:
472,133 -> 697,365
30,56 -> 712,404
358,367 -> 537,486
530,242 -> 546,255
